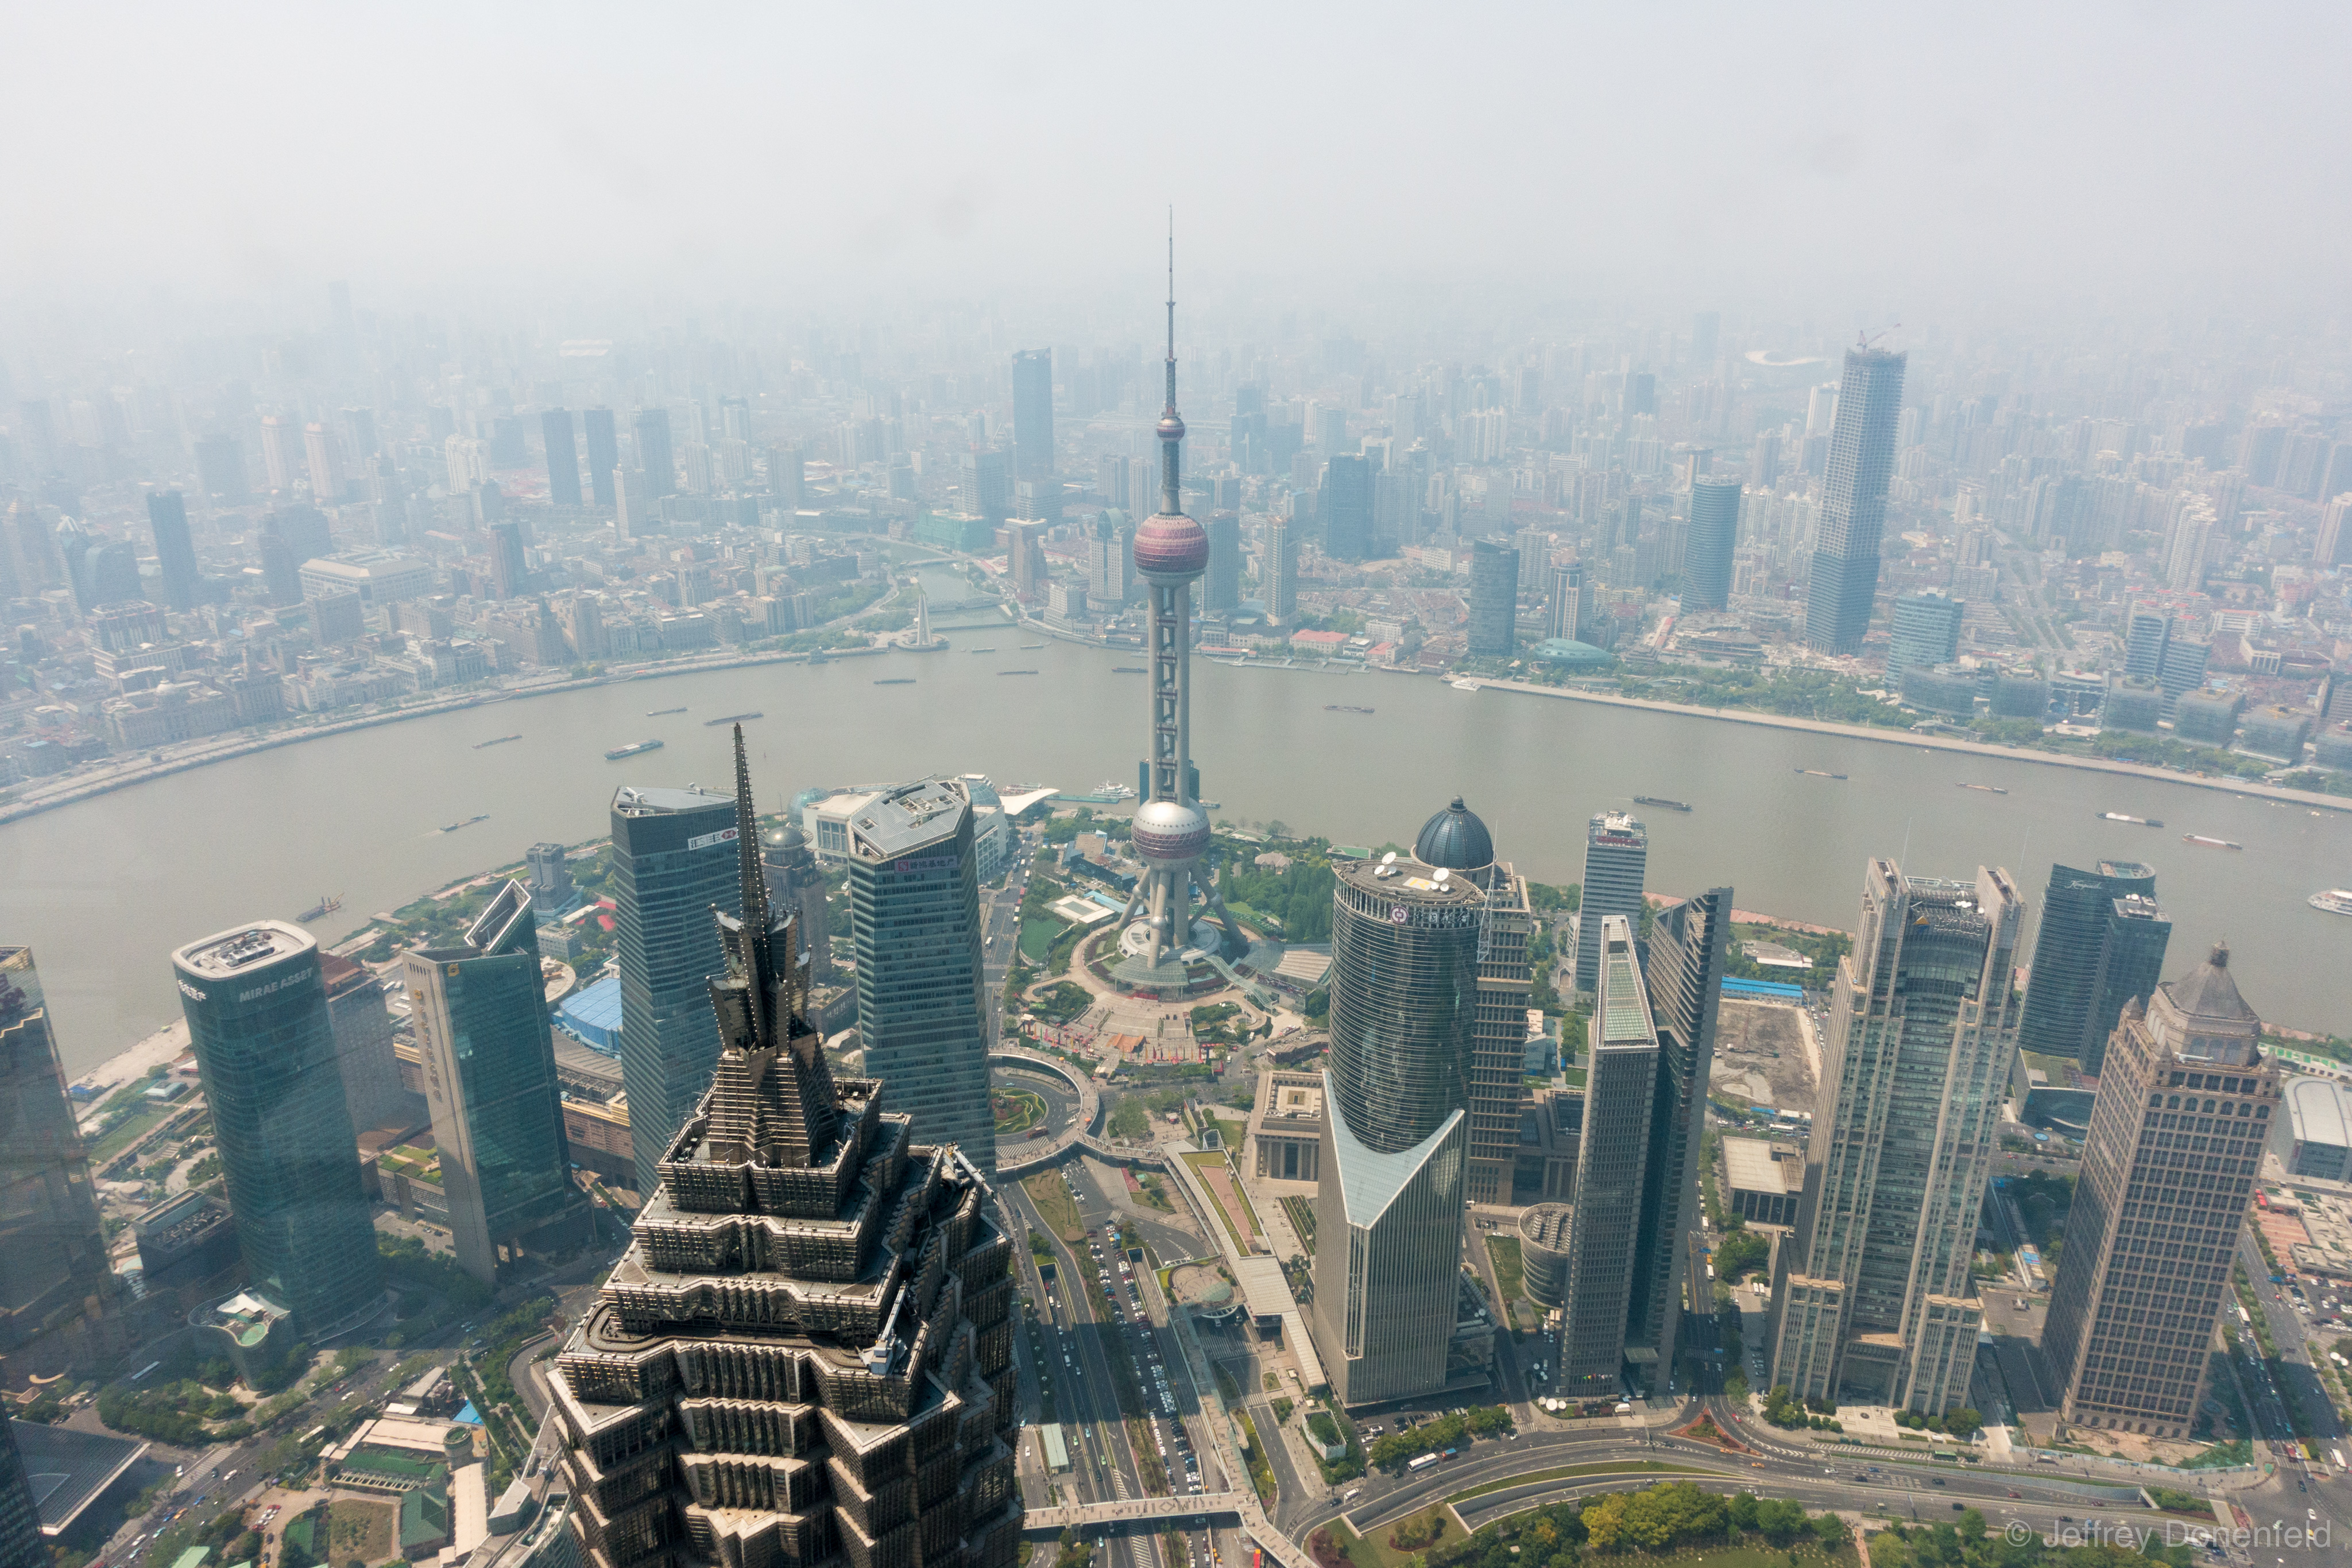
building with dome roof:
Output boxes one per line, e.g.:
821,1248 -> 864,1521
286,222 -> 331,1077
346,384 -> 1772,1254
2042,943 -> 2281,1439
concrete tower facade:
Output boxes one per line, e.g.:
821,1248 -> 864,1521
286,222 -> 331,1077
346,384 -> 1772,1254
1575,812 -> 1648,993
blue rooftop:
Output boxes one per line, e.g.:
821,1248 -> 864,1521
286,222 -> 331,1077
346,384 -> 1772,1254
555,975 -> 624,1055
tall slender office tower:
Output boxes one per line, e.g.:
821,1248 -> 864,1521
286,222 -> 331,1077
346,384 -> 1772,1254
541,408 -> 582,506
146,490 -> 200,611
845,779 -> 994,1174
1413,800 -> 1531,1206
1767,860 -> 2021,1414
1545,560 -> 1587,642
634,407 -> 676,497
1312,838 -> 1485,1406
611,783 -> 742,1197
172,923 -> 384,1338
1682,476 -> 1740,611
1558,915 -> 1659,1398
0,1416 -> 40,1568
322,954 -> 410,1132
304,421 -> 344,500
1626,886 -> 1732,1379
1321,453 -> 1373,560
546,733 -> 1022,1568
1804,344 -> 1906,655
2041,945 -> 2278,1439
401,881 -> 585,1286
2018,861 -> 2171,1074
0,947 -> 118,1360
1574,812 -> 1648,993
583,407 -> 618,507
1204,512 -> 1241,613
1266,515 -> 1297,624
770,442 -> 806,514
1011,349 -> 1054,479
1466,540 -> 1518,657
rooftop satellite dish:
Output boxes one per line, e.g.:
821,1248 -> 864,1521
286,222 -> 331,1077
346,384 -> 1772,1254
1434,868 -> 1449,882
1382,851 -> 1398,864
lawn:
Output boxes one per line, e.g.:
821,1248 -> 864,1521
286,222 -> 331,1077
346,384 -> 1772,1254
328,1498 -> 394,1563
1323,1503 -> 1461,1568
1022,1174 -> 1085,1242
1484,1235 -> 1526,1304
1282,1194 -> 1318,1254
1019,917 -> 1067,962
1449,1460 -> 1731,1505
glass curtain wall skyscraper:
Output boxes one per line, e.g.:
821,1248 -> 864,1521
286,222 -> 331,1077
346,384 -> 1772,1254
401,880 -> 586,1286
846,778 -> 994,1175
146,489 -> 200,610
0,947 -> 118,1362
172,922 -> 383,1338
1466,539 -> 1518,657
541,408 -> 582,506
1575,812 -> 1647,993
1410,799 -> 1531,1206
1681,477 -> 1740,611
583,407 -> 618,507
1767,860 -> 2021,1414
611,784 -> 741,1197
1558,915 -> 1658,1399
1011,349 -> 1054,479
1312,839 -> 1484,1406
2019,861 -> 2168,1074
1805,345 -> 1907,655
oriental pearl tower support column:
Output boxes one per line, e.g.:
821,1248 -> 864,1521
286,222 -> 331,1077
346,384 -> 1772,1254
1115,232 -> 1244,994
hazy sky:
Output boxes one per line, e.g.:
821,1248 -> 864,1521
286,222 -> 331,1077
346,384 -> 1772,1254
10,3 -> 2349,318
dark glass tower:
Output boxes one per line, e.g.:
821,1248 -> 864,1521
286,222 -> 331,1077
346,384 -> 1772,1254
845,779 -> 993,1175
172,922 -> 383,1338
147,489 -> 200,611
1559,915 -> 1658,1399
1804,345 -> 1906,655
634,407 -> 675,497
1204,511 -> 1241,613
1320,452 -> 1373,561
546,732 -> 1021,1568
0,947 -> 117,1357
542,408 -> 583,506
1466,538 -> 1519,657
402,881 -> 586,1285
0,1418 -> 40,1568
2086,893 -> 2171,1075
612,784 -> 742,1199
1412,799 -> 1532,1206
1681,476 -> 1740,611
583,407 -> 618,507
1010,348 -> 1054,479
1627,885 -> 1732,1381
2018,861 -> 2164,1071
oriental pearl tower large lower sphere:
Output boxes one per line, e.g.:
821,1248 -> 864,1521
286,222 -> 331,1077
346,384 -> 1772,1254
1117,235 -> 1243,979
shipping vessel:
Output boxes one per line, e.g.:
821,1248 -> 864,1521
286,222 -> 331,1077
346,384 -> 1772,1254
1325,704 -> 1375,714
874,678 -> 916,685
441,814 -> 490,833
2181,834 -> 2243,850
2308,890 -> 2352,916
998,669 -> 1038,675
705,711 -> 763,725
606,739 -> 664,760
1112,666 -> 1147,673
1794,769 -> 1848,780
1633,796 -> 1692,812
2098,811 -> 2163,827
647,706 -> 687,716
473,734 -> 522,749
296,893 -> 344,923
1957,783 -> 2007,794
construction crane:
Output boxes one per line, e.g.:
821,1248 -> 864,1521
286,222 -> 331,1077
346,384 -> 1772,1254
1858,323 -> 1902,350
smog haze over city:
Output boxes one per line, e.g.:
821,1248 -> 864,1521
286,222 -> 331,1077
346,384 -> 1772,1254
3,13 -> 2352,1568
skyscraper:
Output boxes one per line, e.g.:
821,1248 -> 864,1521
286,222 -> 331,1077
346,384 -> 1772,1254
611,784 -> 742,1197
1885,591 -> 1964,689
845,779 -> 994,1174
1204,511 -> 1241,613
541,408 -> 582,506
1682,476 -> 1739,611
1804,345 -> 1906,655
401,880 -> 585,1285
1766,861 -> 2021,1414
304,421 -> 344,501
1265,514 -> 1297,624
1466,539 -> 1518,657
322,953 -> 409,1132
957,448 -> 1009,524
0,948 -> 117,1359
634,407 -> 675,497
0,1417 -> 40,1568
1627,886 -> 1732,1379
1558,916 -> 1657,1398
1313,842 -> 1484,1406
1545,560 -> 1586,642
1011,348 -> 1054,479
546,735 -> 1022,1568
172,922 -> 384,1338
489,520 -> 527,599
1411,800 -> 1531,1206
1086,510 -> 1129,609
146,489 -> 200,611
583,407 -> 618,508
2018,861 -> 2167,1073
1574,812 -> 1647,993
1321,452 -> 1373,561
769,442 -> 805,514
2041,946 -> 2278,1439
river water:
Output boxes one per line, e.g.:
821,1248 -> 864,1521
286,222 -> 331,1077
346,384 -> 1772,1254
6,563 -> 2347,1073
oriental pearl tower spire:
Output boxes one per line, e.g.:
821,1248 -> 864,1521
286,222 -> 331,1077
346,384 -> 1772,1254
1119,221 -> 1243,977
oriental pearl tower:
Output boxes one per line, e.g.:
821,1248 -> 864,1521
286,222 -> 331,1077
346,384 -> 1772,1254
1118,229 -> 1243,977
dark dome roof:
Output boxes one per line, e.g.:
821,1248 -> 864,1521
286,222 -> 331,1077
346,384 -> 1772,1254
1414,796 -> 1494,872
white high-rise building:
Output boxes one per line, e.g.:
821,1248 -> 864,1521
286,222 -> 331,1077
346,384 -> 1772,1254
1573,812 -> 1647,994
